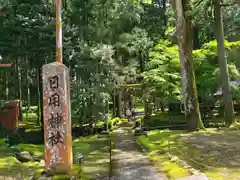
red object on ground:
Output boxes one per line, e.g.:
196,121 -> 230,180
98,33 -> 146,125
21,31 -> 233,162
0,100 -> 20,131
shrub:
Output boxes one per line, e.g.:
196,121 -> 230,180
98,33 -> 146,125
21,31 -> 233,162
7,131 -> 22,146
133,127 -> 147,136
108,122 -> 112,130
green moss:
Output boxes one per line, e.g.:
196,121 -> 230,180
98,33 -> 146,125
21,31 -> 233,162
33,165 -> 81,179
34,167 -> 44,178
136,106 -> 144,111
159,157 -> 188,179
18,144 -> 44,158
143,112 -> 186,127
138,128 -> 240,179
0,131 -> 110,179
137,130 -> 190,179
229,122 -> 240,130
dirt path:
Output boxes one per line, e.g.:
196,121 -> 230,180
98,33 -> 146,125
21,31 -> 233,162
110,122 -> 167,180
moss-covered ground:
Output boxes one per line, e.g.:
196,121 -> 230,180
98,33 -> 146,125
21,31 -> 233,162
137,128 -> 240,180
0,110 -> 113,179
0,134 -> 110,179
0,109 -> 131,179
136,111 -> 240,179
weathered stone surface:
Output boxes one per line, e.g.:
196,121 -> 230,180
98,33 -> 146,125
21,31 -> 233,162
42,62 -> 72,173
15,151 -> 32,162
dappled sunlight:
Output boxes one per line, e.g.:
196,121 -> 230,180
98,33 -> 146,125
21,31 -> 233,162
0,156 -> 20,168
86,158 -> 109,165
72,135 -> 110,179
111,122 -> 167,179
138,128 -> 240,179
0,133 -> 110,179
0,157 -> 35,178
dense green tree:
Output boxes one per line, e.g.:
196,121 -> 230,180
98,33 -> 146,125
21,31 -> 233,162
0,0 -> 239,131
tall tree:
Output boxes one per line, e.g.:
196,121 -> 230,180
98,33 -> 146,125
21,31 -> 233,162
214,0 -> 235,125
173,0 -> 204,131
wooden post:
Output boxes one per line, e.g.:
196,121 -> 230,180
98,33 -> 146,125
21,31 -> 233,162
42,0 -> 72,173
56,0 -> 62,63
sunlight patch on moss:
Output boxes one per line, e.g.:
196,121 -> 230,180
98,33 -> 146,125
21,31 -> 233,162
140,128 -> 240,179
0,156 -> 20,168
0,133 -> 110,179
137,131 -> 190,179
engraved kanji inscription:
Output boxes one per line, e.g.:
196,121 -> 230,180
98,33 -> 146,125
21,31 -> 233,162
49,75 -> 59,91
47,130 -> 64,148
49,93 -> 60,107
48,113 -> 63,129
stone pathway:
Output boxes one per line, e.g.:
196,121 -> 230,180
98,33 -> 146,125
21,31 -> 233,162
176,175 -> 209,180
110,122 -> 167,180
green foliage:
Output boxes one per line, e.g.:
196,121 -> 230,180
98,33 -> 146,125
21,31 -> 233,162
67,0 -> 157,123
232,86 -> 240,100
0,0 -> 239,127
194,40 -> 240,101
142,38 -> 240,103
142,39 -> 181,101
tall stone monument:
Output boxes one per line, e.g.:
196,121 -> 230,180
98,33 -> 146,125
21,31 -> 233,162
42,62 -> 72,172
42,0 -> 72,173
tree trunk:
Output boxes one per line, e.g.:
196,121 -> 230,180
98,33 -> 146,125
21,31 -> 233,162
26,63 -> 30,108
139,52 -> 145,73
144,100 -> 148,117
160,101 -> 165,112
128,91 -> 132,109
214,0 -> 235,125
116,90 -> 122,117
162,0 -> 167,26
37,67 -> 44,134
193,25 -> 200,49
112,87 -> 116,117
16,59 -> 23,121
123,89 -> 127,114
174,0 -> 204,131
36,68 -> 41,126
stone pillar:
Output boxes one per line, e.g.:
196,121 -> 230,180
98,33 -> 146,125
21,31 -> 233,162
42,62 -> 72,173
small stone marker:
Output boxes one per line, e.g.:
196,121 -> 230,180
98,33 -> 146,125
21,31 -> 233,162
42,61 -> 72,173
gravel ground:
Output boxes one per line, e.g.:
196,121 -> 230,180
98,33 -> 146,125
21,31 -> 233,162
110,123 -> 167,180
